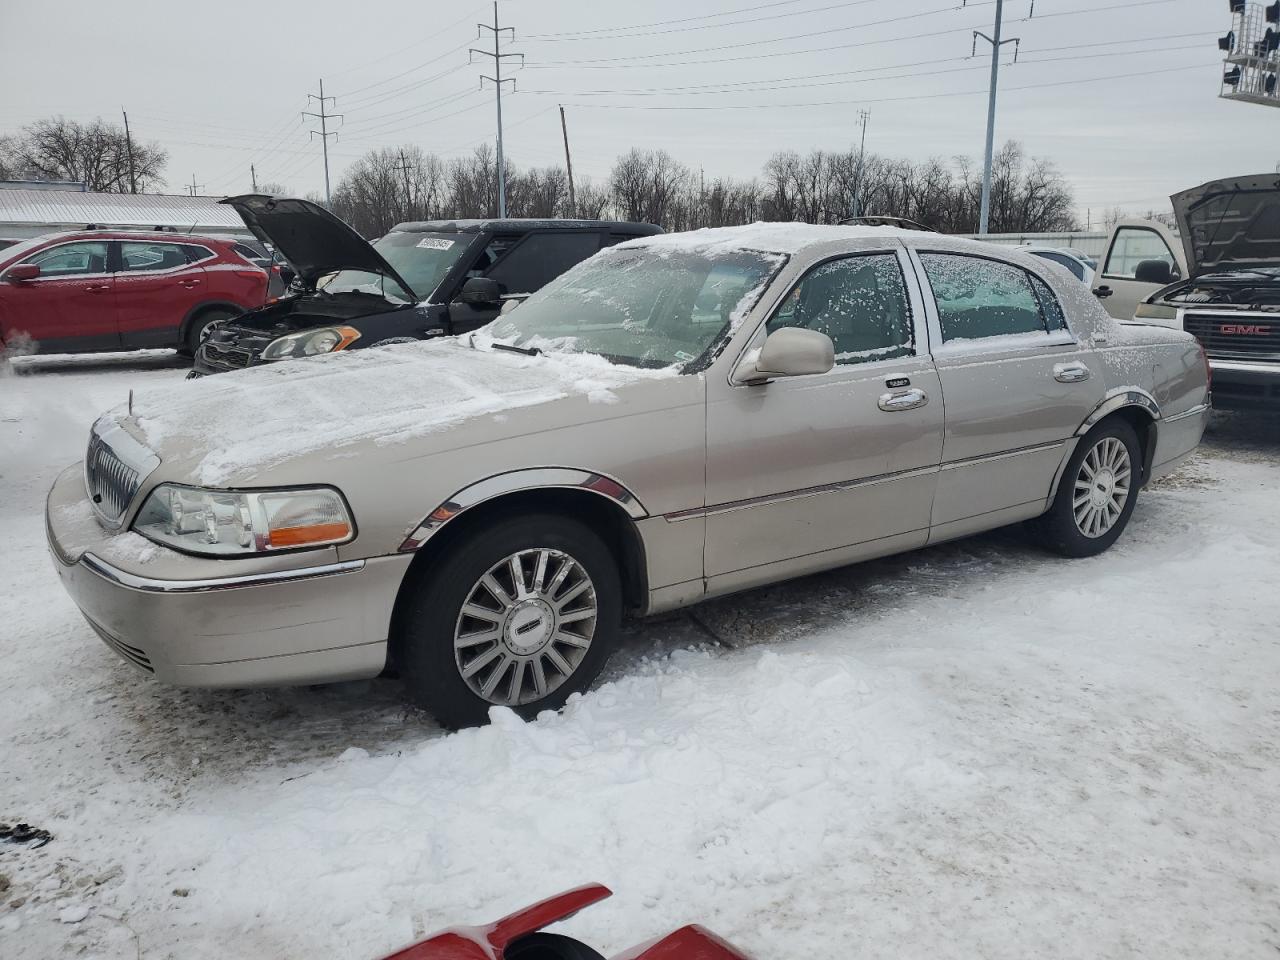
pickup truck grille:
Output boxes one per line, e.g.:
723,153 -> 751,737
1183,313 -> 1280,360
85,433 -> 141,523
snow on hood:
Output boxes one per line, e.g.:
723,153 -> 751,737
122,339 -> 678,485
1171,173 -> 1280,277
615,221 -> 922,256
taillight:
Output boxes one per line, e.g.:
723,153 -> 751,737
272,265 -> 281,274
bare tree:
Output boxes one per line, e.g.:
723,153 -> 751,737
257,181 -> 292,197
5,117 -> 167,192
610,149 -> 690,226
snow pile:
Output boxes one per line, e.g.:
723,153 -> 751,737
123,338 -> 678,485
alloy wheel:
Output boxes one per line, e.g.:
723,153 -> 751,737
453,548 -> 598,706
1072,436 -> 1132,538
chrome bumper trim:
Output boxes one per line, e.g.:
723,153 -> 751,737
1162,402 -> 1211,424
78,554 -> 366,594
1207,359 -> 1280,375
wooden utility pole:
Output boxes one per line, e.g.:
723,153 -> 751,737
251,164 -> 258,192
121,109 -> 137,194
559,105 -> 576,218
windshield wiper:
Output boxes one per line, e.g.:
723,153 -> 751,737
490,342 -> 542,357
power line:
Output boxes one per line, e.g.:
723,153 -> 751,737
527,0 -> 843,38
328,5 -> 484,82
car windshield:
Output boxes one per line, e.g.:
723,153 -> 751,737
322,231 -> 472,303
483,245 -> 785,369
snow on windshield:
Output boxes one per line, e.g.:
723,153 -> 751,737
125,338 -> 677,484
486,246 -> 784,368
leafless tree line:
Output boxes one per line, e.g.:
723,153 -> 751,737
0,117 -> 167,193
327,138 -> 1077,237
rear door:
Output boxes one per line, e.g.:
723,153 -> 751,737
1094,222 -> 1185,320
909,250 -> 1104,537
0,240 -> 117,351
114,240 -> 211,347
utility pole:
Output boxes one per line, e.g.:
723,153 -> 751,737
559,105 -> 576,218
304,79 -> 342,206
850,109 -> 870,219
969,0 -> 1022,234
186,175 -> 204,197
472,2 -> 523,218
121,109 -> 137,194
397,150 -> 415,217
251,163 -> 258,192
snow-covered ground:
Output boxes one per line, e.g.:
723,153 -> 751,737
2,351 -> 1279,959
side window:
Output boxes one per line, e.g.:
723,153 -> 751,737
182,244 -> 216,264
766,253 -> 914,365
920,253 -> 1047,341
120,241 -> 189,272
466,235 -> 518,278
22,241 -> 108,277
1102,227 -> 1179,280
486,232 -> 603,295
1033,251 -> 1084,280
1029,274 -> 1068,331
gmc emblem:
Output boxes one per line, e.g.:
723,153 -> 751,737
1219,324 -> 1267,335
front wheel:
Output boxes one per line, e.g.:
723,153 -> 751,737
1031,418 -> 1141,558
396,514 -> 621,728
178,309 -> 236,358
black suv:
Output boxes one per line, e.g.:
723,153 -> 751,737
192,195 -> 661,375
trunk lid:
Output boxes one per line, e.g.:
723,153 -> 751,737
220,194 -> 418,300
1172,173 -> 1280,277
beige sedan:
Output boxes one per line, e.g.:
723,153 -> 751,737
46,225 -> 1210,727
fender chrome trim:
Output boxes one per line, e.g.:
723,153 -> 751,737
398,468 -> 648,552
1162,402 -> 1210,424
1076,387 -> 1161,435
80,553 -> 365,593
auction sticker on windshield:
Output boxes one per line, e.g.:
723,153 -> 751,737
417,238 -> 456,250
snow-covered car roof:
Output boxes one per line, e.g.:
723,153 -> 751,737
615,221 -> 928,256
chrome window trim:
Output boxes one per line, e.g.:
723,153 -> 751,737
79,553 -> 365,593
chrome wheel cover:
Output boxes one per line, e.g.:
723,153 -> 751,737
1073,436 -> 1132,539
453,548 -> 597,706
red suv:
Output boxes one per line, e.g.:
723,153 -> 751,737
0,231 -> 269,357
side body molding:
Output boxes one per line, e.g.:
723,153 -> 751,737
1076,387 -> 1161,435
399,468 -> 649,552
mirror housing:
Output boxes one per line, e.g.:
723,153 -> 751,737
458,276 -> 502,306
735,327 -> 835,384
1134,259 -> 1173,285
6,263 -> 40,282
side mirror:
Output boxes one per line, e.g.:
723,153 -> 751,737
1134,259 -> 1173,285
6,263 -> 40,282
735,327 -> 835,384
458,276 -> 502,306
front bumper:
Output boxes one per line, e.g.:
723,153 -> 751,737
192,328 -> 275,375
46,463 -> 411,687
1208,359 -> 1280,411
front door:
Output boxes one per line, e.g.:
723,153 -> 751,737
909,251 -> 1105,533
1094,222 -> 1185,321
703,249 -> 944,584
0,240 -> 116,352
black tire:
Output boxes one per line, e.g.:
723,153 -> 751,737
507,934 -> 606,960
178,309 -> 236,358
397,513 -> 622,728
1030,417 -> 1141,558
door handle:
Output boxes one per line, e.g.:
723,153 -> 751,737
1092,285 -> 1113,299
1054,362 -> 1091,383
84,283 -> 111,292
179,279 -> 201,288
878,388 -> 928,412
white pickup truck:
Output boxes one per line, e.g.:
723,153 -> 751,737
1093,174 -> 1280,412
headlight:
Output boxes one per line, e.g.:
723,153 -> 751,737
1133,302 -> 1178,321
261,325 -> 361,360
133,484 -> 354,556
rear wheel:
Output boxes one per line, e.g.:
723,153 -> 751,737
1031,418 -> 1141,558
178,308 -> 236,358
397,514 -> 621,728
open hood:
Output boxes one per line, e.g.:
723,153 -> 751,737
1171,174 -> 1280,277
220,194 -> 417,298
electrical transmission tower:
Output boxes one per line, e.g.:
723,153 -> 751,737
304,79 -> 342,206
471,1 -> 524,218
966,0 -> 1027,235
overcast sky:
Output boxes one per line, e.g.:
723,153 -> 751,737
0,0 -> 1264,225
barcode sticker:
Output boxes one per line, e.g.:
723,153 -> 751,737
417,238 -> 456,250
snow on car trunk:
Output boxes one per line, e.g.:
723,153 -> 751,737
3,356 -> 1280,959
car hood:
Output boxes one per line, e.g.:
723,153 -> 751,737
221,194 -> 417,298
1171,173 -> 1280,277
115,339 -> 684,487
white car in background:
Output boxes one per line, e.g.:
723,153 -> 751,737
1017,245 -> 1097,287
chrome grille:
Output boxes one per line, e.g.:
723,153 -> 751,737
1183,313 -> 1280,360
83,420 -> 159,529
